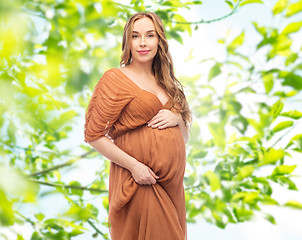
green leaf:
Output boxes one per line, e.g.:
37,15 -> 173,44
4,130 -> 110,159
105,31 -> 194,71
281,21 -> 302,35
162,0 -> 184,7
227,31 -> 245,53
271,175 -> 297,190
287,134 -> 302,149
259,148 -> 284,166
64,204 -> 90,221
227,100 -> 242,114
208,63 -> 221,81
270,35 -> 292,57
69,228 -> 84,237
272,120 -> 294,132
225,0 -> 234,9
234,208 -> 253,222
231,115 -> 248,134
273,90 -> 297,98
161,0 -> 173,6
271,99 -> 284,119
35,213 -> 45,221
264,213 -> 276,224
272,0 -> 289,15
253,178 -> 273,195
0,190 -> 14,226
173,14 -> 192,35
102,196 -> 109,211
281,110 -> 302,119
286,0 -> 302,17
284,200 -> 302,209
58,110 -> 78,125
272,165 -> 296,175
187,1 -> 203,4
239,0 -> 263,7
204,171 -> 221,191
190,149 -> 208,159
261,196 -> 279,205
281,72 -> 302,90
232,192 -> 259,203
46,218 -> 65,229
226,60 -> 243,69
262,73 -> 274,94
236,165 -> 254,181
285,53 -> 298,66
86,203 -> 99,218
30,232 -> 43,240
166,30 -> 183,44
17,234 -> 25,240
294,63 -> 302,70
68,181 -> 83,197
252,22 -> 266,37
223,208 -> 237,223
208,122 -> 226,149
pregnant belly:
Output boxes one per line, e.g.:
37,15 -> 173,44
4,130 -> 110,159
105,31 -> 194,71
114,124 -> 186,181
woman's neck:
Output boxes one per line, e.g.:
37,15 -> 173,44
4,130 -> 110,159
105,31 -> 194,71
127,61 -> 153,76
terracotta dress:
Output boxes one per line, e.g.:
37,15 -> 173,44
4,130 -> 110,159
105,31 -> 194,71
84,68 -> 187,240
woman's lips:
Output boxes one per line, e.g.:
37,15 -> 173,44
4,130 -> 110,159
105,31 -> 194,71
137,50 -> 150,55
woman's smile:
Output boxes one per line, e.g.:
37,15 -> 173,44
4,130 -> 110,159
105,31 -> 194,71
137,50 -> 151,55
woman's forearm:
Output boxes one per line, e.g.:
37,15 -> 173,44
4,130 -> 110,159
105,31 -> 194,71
178,118 -> 189,144
89,136 -> 138,172
88,136 -> 159,185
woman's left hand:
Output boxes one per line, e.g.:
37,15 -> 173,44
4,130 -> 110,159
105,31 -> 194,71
147,109 -> 182,129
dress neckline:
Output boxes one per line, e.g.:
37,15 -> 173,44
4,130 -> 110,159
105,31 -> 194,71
115,68 -> 170,107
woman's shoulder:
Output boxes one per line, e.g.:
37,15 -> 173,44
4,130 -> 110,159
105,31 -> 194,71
98,68 -> 122,84
98,67 -> 135,92
103,67 -> 122,77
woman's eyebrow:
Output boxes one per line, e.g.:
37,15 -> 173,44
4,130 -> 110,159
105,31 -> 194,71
132,30 -> 156,33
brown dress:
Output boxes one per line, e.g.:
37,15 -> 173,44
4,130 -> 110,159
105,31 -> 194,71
84,68 -> 187,240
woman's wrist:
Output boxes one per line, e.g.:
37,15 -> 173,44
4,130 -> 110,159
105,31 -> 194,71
127,157 -> 139,173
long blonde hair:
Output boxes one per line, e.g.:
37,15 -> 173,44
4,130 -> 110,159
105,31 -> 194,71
120,12 -> 192,128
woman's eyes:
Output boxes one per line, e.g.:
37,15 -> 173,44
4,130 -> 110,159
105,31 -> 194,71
131,34 -> 154,38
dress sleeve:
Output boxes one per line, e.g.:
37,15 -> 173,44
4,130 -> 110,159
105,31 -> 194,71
84,69 -> 134,142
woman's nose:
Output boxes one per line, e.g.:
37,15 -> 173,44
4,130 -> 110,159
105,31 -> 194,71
140,36 -> 146,46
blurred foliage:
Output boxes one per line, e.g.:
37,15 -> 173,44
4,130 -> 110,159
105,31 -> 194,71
184,0 -> 302,228
0,0 -> 301,239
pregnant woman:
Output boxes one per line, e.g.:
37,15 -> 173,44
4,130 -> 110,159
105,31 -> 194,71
84,12 -> 192,240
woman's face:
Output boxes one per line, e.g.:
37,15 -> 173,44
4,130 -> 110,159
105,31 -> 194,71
130,17 -> 159,65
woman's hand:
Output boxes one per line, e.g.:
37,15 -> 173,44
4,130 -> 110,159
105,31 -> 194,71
147,109 -> 189,143
130,161 -> 159,185
147,109 -> 182,129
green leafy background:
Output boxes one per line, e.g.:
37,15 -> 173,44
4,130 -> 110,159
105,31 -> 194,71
0,0 -> 302,239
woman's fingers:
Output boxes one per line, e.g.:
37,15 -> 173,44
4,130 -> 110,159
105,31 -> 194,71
145,168 -> 157,184
148,109 -> 180,129
158,123 -> 169,129
131,162 -> 158,185
148,116 -> 163,126
148,177 -> 156,185
148,167 -> 159,179
150,119 -> 173,129
148,110 -> 166,126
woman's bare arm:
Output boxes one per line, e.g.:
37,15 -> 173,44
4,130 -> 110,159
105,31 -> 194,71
176,116 -> 189,143
89,137 -> 159,185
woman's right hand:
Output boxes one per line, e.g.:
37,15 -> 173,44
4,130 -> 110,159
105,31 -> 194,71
130,161 -> 159,185
89,137 -> 159,185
